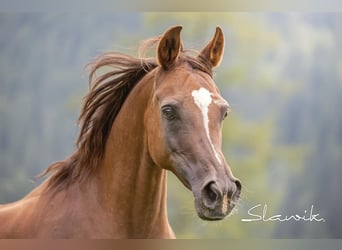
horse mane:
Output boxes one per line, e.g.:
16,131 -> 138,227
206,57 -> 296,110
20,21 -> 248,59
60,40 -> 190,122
41,36 -> 213,191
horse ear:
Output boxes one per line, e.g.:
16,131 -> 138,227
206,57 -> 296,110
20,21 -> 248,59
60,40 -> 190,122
157,26 -> 183,69
200,26 -> 225,67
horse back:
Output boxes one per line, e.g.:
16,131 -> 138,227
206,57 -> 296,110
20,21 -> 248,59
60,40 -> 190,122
0,182 -> 63,238
0,192 -> 41,238
0,181 -> 113,238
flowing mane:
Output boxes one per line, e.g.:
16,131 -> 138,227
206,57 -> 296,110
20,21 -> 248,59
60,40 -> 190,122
41,37 -> 213,191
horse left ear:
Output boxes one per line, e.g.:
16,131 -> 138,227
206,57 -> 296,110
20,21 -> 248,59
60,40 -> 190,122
157,26 -> 183,70
200,26 -> 225,67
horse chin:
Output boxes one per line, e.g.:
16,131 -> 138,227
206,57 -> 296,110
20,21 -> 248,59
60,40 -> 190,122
194,198 -> 234,221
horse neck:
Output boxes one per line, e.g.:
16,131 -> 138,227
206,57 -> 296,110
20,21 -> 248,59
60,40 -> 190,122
95,72 -> 171,237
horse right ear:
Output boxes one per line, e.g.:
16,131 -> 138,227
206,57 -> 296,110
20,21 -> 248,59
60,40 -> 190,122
157,26 -> 183,70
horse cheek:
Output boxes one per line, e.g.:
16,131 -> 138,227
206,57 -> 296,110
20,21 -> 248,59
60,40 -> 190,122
145,109 -> 170,170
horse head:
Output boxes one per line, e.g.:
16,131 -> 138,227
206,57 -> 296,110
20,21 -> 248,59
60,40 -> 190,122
145,26 -> 241,220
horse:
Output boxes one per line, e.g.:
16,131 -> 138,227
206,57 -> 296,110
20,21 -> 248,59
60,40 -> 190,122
0,26 -> 241,238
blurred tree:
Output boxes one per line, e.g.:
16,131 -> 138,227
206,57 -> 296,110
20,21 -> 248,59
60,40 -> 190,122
273,14 -> 342,238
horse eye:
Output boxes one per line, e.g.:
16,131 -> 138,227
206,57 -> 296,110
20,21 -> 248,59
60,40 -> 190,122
162,105 -> 176,120
223,107 -> 230,120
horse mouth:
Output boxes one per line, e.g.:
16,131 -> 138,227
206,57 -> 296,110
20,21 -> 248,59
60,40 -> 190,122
195,201 -> 236,221
199,214 -> 226,221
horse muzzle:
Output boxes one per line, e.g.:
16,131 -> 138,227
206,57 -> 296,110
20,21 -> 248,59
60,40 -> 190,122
194,179 -> 242,220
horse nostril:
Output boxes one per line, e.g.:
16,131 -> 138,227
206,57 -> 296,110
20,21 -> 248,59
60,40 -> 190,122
235,179 -> 242,192
233,179 -> 242,199
227,179 -> 242,200
202,182 -> 221,209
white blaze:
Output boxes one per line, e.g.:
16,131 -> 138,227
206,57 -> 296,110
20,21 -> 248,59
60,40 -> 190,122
191,87 -> 221,164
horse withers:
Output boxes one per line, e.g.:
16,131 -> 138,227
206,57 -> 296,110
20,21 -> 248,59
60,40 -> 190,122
0,26 -> 241,238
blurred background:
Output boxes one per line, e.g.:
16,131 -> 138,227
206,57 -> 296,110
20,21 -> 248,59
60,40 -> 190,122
0,13 -> 341,238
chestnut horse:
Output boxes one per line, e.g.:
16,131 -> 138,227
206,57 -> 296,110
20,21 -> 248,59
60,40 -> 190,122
0,26 -> 241,238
